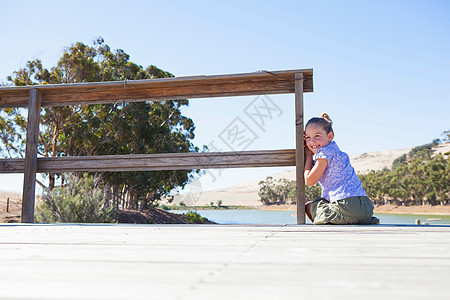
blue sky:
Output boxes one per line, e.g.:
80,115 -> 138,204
1,0 -> 449,193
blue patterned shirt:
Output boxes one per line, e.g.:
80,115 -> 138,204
313,141 -> 367,202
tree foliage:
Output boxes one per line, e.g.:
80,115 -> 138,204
442,130 -> 450,142
258,176 -> 321,205
360,139 -> 449,206
1,38 -> 201,207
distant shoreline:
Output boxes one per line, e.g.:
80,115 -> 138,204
258,204 -> 450,216
170,204 -> 450,216
373,205 -> 450,216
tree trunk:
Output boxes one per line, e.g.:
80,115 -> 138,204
130,194 -> 135,210
49,173 -> 55,190
113,186 -> 119,210
103,184 -> 111,208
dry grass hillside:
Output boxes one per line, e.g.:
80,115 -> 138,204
0,191 -> 22,223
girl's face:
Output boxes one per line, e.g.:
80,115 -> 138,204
304,124 -> 334,153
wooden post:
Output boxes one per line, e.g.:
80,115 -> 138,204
295,73 -> 305,224
21,89 -> 41,223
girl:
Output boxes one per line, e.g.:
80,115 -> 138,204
304,113 -> 379,225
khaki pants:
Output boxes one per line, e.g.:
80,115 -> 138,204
310,196 -> 379,225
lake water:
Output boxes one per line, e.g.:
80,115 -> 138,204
170,209 -> 450,225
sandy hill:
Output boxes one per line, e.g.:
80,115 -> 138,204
170,143 -> 450,207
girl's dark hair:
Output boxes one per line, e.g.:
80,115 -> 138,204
305,113 -> 334,134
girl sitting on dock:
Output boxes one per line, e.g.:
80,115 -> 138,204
304,113 -> 379,225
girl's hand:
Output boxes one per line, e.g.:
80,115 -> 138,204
304,145 -> 314,157
303,132 -> 313,157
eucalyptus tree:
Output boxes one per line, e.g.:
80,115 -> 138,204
258,177 -> 320,205
360,143 -> 449,206
1,38 -> 201,207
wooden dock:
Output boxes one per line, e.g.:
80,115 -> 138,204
1,224 -> 449,299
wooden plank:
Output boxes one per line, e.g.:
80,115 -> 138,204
40,77 -> 295,107
295,73 -> 305,225
0,150 -> 296,173
37,150 -> 296,172
1,225 -> 449,299
0,69 -> 313,108
0,158 -> 25,173
21,89 -> 41,223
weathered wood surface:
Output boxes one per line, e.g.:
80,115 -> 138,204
0,149 -> 296,173
1,224 -> 449,300
21,89 -> 41,223
295,73 -> 305,224
0,69 -> 313,108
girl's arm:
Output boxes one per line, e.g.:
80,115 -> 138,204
304,156 -> 328,186
304,147 -> 314,176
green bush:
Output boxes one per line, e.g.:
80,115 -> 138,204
408,139 -> 440,159
392,154 -> 407,170
184,211 -> 209,224
159,204 -> 170,210
35,174 -> 116,223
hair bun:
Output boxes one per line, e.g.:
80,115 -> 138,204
320,113 -> 332,124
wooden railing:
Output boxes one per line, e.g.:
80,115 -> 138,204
0,69 -> 313,223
